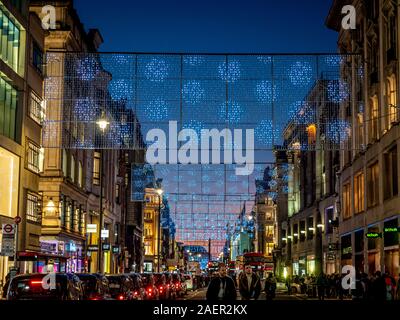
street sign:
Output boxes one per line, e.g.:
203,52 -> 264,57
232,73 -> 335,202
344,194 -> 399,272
2,224 -> 15,235
0,237 -> 15,256
14,216 -> 22,225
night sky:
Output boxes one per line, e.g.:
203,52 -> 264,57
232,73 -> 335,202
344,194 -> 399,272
74,0 -> 338,53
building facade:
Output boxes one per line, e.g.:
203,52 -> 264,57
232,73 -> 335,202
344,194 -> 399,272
327,0 -> 400,278
0,0 -> 45,283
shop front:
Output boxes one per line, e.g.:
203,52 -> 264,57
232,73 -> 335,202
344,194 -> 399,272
367,225 -> 380,275
341,234 -> 352,267
306,255 -> 316,275
40,237 -> 85,273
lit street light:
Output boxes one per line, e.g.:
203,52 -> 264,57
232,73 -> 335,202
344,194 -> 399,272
156,188 -> 163,272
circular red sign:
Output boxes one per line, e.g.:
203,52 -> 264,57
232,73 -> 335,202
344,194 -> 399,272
15,216 -> 21,224
3,224 -> 13,233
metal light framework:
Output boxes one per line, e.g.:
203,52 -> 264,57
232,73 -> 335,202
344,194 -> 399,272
42,52 -> 364,257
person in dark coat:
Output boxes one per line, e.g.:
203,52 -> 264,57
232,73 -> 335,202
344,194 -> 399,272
206,263 -> 237,301
238,264 -> 261,300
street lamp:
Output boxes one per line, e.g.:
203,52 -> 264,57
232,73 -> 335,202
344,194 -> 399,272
97,112 -> 109,273
156,188 -> 163,272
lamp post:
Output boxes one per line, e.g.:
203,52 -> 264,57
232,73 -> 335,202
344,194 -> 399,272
96,112 -> 109,273
156,188 -> 163,272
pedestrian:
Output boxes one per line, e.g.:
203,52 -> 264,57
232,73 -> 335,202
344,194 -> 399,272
396,274 -> 400,300
206,263 -> 237,301
316,273 -> 327,300
238,264 -> 261,300
264,273 -> 277,300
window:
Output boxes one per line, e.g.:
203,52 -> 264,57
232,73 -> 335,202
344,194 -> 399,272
369,96 -> 378,143
27,141 -> 42,173
342,182 -> 351,219
79,209 -> 85,235
325,207 -> 334,234
299,221 -> 306,241
307,124 -> 316,145
60,195 -> 66,227
0,78 -> 18,141
307,217 -> 314,240
32,41 -> 43,74
0,7 -> 21,74
62,149 -> 68,177
144,211 -> 152,220
384,147 -> 398,200
354,171 -> 365,214
144,241 -> 152,255
78,161 -> 83,188
293,224 -> 298,244
70,155 -> 75,183
93,152 -> 100,185
26,192 -> 41,223
367,162 -> 379,207
386,75 -> 397,128
29,91 -> 45,125
0,147 -> 19,218
116,184 -> 120,204
144,224 -> 152,237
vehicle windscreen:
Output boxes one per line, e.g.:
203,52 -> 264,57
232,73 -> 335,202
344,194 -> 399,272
77,275 -> 97,296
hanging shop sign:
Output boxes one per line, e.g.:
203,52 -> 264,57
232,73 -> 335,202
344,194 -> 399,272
384,227 -> 398,233
86,224 -> 97,233
101,229 -> 109,239
102,243 -> 111,251
112,246 -> 120,254
87,245 -> 99,252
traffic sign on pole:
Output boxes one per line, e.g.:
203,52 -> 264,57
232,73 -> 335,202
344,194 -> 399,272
2,224 -> 15,235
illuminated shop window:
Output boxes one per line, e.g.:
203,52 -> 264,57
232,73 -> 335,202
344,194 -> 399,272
0,147 -> 19,218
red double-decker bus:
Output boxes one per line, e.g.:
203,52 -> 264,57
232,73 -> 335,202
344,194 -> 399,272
236,252 -> 274,274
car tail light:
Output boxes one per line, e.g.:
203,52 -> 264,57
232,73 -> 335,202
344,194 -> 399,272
30,280 -> 43,286
134,291 -> 138,296
176,282 -> 180,287
118,295 -> 124,300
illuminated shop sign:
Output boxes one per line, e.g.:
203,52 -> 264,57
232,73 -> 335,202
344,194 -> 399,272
102,243 -> 111,251
384,227 -> 398,233
87,245 -> 98,252
366,232 -> 382,239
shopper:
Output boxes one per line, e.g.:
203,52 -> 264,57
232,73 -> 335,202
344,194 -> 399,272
206,263 -> 237,301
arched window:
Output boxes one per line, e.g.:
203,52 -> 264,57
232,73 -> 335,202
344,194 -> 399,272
386,75 -> 397,128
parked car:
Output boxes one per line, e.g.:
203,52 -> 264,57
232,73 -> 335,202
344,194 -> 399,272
163,273 -> 177,299
7,273 -> 83,300
153,273 -> 170,300
127,273 -> 146,300
105,274 -> 135,300
76,273 -> 111,300
172,274 -> 186,297
140,273 -> 159,300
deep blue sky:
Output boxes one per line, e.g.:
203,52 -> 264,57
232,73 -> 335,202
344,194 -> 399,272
74,0 -> 338,53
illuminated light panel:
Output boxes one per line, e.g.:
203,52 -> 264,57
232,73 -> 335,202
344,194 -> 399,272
218,60 -> 241,83
183,81 -> 205,105
288,61 -> 313,86
256,80 -> 277,103
144,99 -> 169,121
326,119 -> 351,144
145,58 -> 169,82
218,100 -> 243,123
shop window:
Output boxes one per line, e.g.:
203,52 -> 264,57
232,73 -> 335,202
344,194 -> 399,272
384,146 -> 398,200
354,171 -> 364,214
368,227 -> 379,251
0,147 -> 19,218
354,230 -> 364,253
367,162 -> 379,207
78,161 -> 83,188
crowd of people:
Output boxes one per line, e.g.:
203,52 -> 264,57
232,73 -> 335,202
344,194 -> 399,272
285,271 -> 400,301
